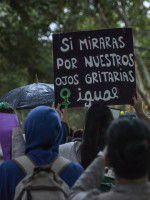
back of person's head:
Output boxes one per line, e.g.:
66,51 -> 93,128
107,118 -> 150,179
25,106 -> 62,154
72,129 -> 84,142
0,102 -> 15,114
81,104 -> 113,169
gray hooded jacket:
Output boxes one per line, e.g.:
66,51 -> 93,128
69,157 -> 150,200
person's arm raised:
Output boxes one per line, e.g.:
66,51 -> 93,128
132,94 -> 150,125
52,102 -> 70,137
52,102 -> 64,120
69,148 -> 106,200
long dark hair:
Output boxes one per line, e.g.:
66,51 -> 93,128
80,104 -> 113,169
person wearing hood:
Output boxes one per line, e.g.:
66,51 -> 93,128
0,106 -> 84,200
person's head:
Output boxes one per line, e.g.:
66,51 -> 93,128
24,106 -> 62,154
81,104 -> 113,169
72,129 -> 84,142
0,102 -> 15,114
107,118 -> 150,179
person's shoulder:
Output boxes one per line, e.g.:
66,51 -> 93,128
0,159 -> 15,168
66,161 -> 84,174
0,159 -> 19,172
60,160 -> 84,188
60,141 -> 75,147
59,142 -> 75,151
74,141 -> 82,148
0,160 -> 21,180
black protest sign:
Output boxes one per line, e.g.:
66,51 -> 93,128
53,28 -> 136,108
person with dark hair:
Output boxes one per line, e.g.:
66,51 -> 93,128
52,102 -> 70,144
72,129 -> 83,142
59,104 -> 113,169
107,118 -> 150,180
0,102 -> 25,165
0,106 -> 83,200
81,104 -> 113,169
69,118 -> 150,200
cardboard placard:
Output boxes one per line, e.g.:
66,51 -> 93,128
53,28 -> 136,108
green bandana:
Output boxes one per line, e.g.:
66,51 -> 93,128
0,102 -> 9,109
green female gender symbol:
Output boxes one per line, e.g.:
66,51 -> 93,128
60,88 -> 71,108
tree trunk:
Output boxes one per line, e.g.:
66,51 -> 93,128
115,2 -> 150,89
136,66 -> 150,111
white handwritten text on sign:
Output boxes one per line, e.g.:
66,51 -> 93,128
53,28 -> 136,108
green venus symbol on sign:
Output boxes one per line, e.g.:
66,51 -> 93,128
60,88 -> 71,108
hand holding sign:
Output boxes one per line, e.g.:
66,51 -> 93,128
52,102 -> 64,120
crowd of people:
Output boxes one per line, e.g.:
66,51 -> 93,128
0,93 -> 150,200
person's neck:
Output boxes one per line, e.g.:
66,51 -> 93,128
116,176 -> 148,185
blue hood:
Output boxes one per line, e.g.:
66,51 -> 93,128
24,106 -> 62,165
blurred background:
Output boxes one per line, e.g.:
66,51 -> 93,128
0,0 -> 150,129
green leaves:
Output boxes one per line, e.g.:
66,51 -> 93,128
0,0 -> 150,126
0,0 -> 150,95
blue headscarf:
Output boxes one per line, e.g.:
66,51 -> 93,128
0,106 -> 84,200
25,106 -> 62,165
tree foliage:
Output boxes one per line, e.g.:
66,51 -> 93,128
0,0 -> 150,128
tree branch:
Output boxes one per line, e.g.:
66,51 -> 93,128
115,1 -> 150,89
